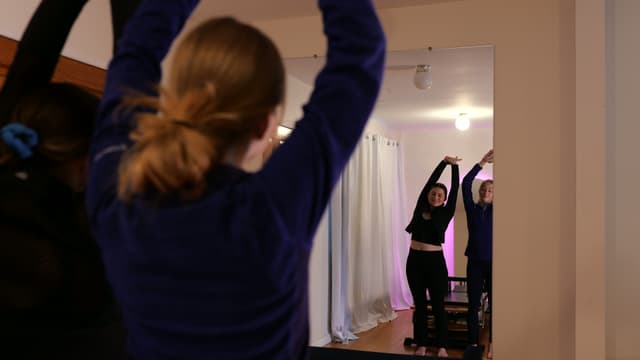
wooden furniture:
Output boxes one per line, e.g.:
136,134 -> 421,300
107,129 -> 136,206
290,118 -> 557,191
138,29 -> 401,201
0,35 -> 106,96
404,276 -> 489,349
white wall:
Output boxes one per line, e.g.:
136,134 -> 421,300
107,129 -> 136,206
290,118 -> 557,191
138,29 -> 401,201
0,0 -> 113,68
365,118 -> 397,138
282,75 -> 309,128
606,1 -> 640,359
576,0 -> 606,358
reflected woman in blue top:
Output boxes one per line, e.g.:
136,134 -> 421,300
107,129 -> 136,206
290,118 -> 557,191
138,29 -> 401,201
462,149 -> 494,359
87,0 -> 386,358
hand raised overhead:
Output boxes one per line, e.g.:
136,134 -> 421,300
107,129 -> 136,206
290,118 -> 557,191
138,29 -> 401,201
479,149 -> 494,166
444,155 -> 462,165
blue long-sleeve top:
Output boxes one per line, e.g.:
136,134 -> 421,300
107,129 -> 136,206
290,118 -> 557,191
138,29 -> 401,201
405,160 -> 459,245
462,164 -> 493,261
86,0 -> 385,359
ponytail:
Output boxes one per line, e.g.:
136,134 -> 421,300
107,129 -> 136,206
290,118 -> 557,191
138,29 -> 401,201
119,88 -> 227,201
118,16 -> 285,201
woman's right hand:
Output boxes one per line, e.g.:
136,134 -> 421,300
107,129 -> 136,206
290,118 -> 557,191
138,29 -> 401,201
444,156 -> 461,165
479,149 -> 494,166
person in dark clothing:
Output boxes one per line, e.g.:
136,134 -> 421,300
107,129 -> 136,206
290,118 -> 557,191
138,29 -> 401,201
0,1 -> 139,358
462,149 -> 494,359
405,156 -> 460,358
86,0 -> 385,358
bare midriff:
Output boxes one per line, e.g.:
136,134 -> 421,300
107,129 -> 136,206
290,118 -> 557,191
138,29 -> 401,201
410,240 -> 442,251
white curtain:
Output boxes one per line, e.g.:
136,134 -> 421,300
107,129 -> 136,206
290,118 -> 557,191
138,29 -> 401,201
383,139 -> 413,311
330,133 -> 412,343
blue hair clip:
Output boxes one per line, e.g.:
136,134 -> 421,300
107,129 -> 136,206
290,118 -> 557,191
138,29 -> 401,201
1,123 -> 39,159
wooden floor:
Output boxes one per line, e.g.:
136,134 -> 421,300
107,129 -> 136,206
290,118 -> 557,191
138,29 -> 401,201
325,309 -> 491,359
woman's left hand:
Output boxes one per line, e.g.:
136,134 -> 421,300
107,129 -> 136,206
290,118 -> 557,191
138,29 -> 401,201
444,156 -> 461,165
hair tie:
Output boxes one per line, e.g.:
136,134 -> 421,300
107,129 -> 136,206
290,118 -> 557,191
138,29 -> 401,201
1,123 -> 39,159
173,119 -> 195,129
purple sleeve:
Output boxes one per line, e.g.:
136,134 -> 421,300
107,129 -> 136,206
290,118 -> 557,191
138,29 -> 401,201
256,0 -> 386,246
462,163 -> 482,214
87,0 -> 200,215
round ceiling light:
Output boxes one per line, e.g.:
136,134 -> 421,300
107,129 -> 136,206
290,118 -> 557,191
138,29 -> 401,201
455,113 -> 470,131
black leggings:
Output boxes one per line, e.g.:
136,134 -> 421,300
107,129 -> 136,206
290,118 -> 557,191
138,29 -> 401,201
466,258 -> 492,344
406,249 -> 449,348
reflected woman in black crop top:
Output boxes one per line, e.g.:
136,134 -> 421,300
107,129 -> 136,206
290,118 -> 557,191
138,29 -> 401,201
405,156 -> 460,357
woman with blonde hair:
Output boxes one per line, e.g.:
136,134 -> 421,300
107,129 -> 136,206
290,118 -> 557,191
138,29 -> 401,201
462,149 -> 494,359
87,0 -> 386,358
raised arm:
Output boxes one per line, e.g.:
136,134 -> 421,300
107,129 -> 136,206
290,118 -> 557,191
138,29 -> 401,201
110,0 -> 143,54
0,0 -> 88,122
0,0 -> 142,123
412,160 -> 447,217
462,164 -> 481,213
462,149 -> 493,213
87,0 -> 200,214
442,162 -> 460,218
257,0 -> 386,244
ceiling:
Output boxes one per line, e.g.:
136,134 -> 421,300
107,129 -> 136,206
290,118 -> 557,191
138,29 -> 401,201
192,0 -> 463,22
284,45 -> 494,130
188,0 -> 492,131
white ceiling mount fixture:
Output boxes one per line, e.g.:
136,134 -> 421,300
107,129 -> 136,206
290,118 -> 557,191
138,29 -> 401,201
455,113 -> 470,131
284,45 -> 494,129
413,64 -> 432,90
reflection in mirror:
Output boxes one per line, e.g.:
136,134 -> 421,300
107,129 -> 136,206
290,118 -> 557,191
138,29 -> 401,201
284,45 -> 493,358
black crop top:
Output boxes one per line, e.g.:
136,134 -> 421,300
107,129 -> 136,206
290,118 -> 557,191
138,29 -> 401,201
405,160 -> 459,245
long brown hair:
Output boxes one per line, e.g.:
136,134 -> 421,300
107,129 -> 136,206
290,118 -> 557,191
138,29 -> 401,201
118,17 -> 285,201
0,83 -> 98,168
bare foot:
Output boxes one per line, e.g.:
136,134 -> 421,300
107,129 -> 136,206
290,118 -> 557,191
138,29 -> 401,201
487,343 -> 493,359
437,347 -> 448,358
415,346 -> 427,356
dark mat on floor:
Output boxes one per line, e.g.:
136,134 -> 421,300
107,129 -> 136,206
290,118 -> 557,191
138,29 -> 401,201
308,347 -> 463,360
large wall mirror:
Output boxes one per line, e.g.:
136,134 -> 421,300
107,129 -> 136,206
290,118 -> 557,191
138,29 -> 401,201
283,45 -> 494,358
